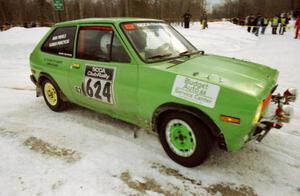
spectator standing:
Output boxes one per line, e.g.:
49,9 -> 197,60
200,13 -> 208,29
246,15 -> 255,33
295,16 -> 300,39
279,14 -> 288,35
271,15 -> 279,34
183,10 -> 192,29
261,17 -> 269,34
255,14 -> 263,36
245,16 -> 251,32
252,15 -> 257,33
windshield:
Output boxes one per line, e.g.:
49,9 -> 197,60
122,22 -> 198,63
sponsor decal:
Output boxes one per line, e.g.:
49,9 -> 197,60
49,33 -> 70,48
171,75 -> 220,108
44,58 -> 62,67
49,39 -> 69,47
52,34 -> 67,41
83,64 -> 116,104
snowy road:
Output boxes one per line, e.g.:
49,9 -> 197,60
0,22 -> 299,196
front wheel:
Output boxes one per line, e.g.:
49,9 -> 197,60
158,112 -> 212,167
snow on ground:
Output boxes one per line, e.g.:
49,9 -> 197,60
0,22 -> 299,196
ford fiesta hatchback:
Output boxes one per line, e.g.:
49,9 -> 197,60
30,18 -> 296,167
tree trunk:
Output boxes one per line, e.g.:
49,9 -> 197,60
0,0 -> 7,23
79,0 -> 84,19
124,0 -> 129,16
160,0 -> 164,19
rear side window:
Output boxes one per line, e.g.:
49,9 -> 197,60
76,26 -> 130,63
42,26 -> 76,57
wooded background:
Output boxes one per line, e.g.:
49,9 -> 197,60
0,0 -> 207,25
0,0 -> 299,25
211,0 -> 300,19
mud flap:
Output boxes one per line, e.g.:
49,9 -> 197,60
36,85 -> 42,97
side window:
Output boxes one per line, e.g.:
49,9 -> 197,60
77,26 -> 112,61
76,26 -> 130,63
111,34 -> 131,63
41,26 -> 76,57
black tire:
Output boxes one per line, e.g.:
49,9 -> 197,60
41,78 -> 67,112
158,112 -> 212,167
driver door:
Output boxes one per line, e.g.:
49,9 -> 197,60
68,25 -> 138,120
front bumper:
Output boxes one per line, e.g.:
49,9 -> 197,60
252,88 -> 297,142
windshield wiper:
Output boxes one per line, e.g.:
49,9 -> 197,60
179,50 -> 190,56
179,50 -> 196,57
147,53 -> 172,60
179,50 -> 203,58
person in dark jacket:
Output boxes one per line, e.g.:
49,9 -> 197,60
255,14 -> 263,36
246,15 -> 255,33
245,16 -> 250,32
183,10 -> 192,29
252,15 -> 258,33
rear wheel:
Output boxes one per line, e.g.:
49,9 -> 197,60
158,112 -> 212,167
41,79 -> 67,112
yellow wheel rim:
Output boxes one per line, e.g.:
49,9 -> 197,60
44,82 -> 58,106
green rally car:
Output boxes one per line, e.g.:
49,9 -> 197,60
29,18 -> 297,167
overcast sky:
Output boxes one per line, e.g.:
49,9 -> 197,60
209,0 -> 224,6
206,0 -> 224,12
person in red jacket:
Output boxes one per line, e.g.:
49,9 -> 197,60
295,16 -> 300,39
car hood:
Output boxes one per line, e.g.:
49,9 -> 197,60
161,54 -> 279,98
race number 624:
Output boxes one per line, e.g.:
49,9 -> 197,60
85,77 -> 112,104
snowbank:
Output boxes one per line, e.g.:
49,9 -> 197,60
174,22 -> 258,54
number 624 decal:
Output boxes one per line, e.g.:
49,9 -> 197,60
83,64 -> 116,104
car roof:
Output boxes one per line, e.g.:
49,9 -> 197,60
55,17 -> 164,27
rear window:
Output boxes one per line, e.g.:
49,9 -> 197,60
41,26 -> 76,57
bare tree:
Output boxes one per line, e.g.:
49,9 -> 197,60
0,0 -> 208,25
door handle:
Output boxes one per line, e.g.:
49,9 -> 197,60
71,64 -> 80,69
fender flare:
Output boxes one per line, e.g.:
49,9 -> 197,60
38,72 -> 69,102
152,102 -> 227,150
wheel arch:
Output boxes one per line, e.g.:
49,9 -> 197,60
38,72 -> 56,86
38,72 -> 69,102
152,102 -> 227,150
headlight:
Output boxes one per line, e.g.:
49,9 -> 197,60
252,103 -> 263,124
